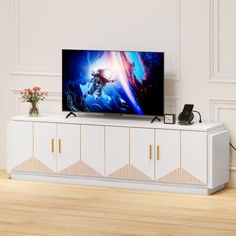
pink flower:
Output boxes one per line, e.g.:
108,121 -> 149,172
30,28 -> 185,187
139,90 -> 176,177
20,86 -> 47,103
32,86 -> 41,91
25,88 -> 32,93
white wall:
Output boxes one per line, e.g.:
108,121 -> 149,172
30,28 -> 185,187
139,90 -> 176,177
1,0 -> 236,186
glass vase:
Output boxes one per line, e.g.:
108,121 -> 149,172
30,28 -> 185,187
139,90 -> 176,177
29,102 -> 39,117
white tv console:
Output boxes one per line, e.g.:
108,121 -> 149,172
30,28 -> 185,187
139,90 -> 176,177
7,114 -> 229,195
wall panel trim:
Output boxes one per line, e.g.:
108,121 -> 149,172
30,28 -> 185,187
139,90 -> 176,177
209,98 -> 236,121
210,0 -> 236,83
10,0 -> 181,80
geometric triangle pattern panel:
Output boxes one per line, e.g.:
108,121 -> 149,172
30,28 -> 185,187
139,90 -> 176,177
108,164 -> 152,181
108,164 -> 129,179
129,165 -> 152,181
60,161 -> 102,177
60,161 -> 80,175
33,158 -> 54,173
157,168 -> 205,185
13,157 -> 33,172
14,159 -> 204,185
13,157 -> 53,173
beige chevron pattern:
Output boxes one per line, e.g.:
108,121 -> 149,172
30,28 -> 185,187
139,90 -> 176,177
108,164 -> 129,179
13,158 -> 33,172
13,157 -> 53,173
60,161 -> 80,175
14,159 -> 203,185
157,168 -> 204,185
80,161 -> 102,177
33,158 -> 54,173
60,161 -> 102,177
130,165 -> 152,181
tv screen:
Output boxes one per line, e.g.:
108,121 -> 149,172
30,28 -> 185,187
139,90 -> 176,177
62,49 -> 164,116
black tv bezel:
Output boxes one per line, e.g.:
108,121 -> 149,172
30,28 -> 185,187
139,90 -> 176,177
62,49 -> 164,117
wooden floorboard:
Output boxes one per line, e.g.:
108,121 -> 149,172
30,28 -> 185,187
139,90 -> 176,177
0,172 -> 235,236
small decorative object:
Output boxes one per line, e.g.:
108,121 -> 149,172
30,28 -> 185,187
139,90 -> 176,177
20,86 -> 48,117
164,114 -> 176,124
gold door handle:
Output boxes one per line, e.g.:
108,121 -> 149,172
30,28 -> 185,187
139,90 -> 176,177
149,145 -> 152,160
58,139 -> 61,153
157,145 -> 160,160
51,138 -> 54,153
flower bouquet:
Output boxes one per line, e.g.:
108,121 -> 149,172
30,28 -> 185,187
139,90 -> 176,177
20,86 -> 48,116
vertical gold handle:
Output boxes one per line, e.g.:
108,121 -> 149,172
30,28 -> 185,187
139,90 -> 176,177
51,138 -> 54,153
58,139 -> 61,153
157,145 -> 160,160
149,145 -> 152,160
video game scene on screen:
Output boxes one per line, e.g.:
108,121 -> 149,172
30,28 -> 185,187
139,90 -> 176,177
62,50 -> 164,115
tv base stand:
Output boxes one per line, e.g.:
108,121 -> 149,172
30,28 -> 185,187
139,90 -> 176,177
65,112 -> 77,119
7,114 -> 229,195
151,116 -> 161,123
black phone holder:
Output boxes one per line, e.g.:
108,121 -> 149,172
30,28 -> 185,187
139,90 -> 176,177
178,104 -> 194,125
178,112 -> 194,125
178,104 -> 202,125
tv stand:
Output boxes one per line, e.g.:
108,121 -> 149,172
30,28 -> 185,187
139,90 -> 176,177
151,116 -> 161,123
7,114 -> 229,195
65,112 -> 77,119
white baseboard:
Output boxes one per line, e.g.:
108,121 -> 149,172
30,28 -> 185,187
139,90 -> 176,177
11,172 -> 226,195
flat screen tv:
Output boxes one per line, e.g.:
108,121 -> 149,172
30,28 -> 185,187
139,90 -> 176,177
62,49 -> 164,116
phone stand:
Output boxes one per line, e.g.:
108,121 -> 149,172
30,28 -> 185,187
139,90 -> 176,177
178,112 -> 194,125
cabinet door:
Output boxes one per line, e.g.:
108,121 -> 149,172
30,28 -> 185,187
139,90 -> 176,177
130,128 -> 154,181
181,131 -> 207,185
81,125 -> 104,177
7,121 -> 33,172
155,130 -> 180,182
34,122 -> 57,173
57,124 -> 81,174
105,126 -> 129,179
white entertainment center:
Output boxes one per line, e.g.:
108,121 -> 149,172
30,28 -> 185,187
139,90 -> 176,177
7,114 -> 229,195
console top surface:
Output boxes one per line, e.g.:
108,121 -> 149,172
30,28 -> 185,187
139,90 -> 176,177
11,113 -> 224,132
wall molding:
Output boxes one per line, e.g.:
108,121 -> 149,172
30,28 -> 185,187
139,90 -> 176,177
169,0 -> 181,81
10,0 -> 181,80
210,0 -> 236,83
10,0 -> 60,77
209,98 -> 236,121
165,95 -> 180,115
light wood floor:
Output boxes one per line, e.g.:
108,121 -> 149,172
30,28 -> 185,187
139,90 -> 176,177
0,172 -> 236,236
